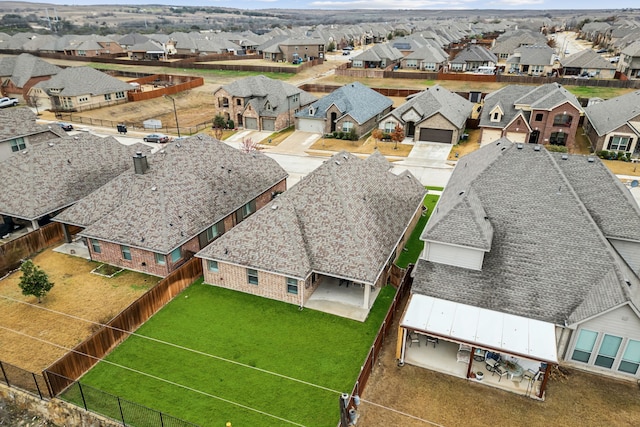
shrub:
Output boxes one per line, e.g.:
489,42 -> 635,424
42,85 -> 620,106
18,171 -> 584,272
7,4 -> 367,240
324,133 -> 334,138
226,119 -> 234,129
347,128 -> 358,141
382,133 -> 391,141
332,131 -> 338,138
546,144 -> 568,153
337,131 -> 344,139
596,150 -> 609,159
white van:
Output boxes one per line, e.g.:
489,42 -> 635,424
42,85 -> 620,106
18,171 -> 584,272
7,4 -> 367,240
475,66 -> 496,75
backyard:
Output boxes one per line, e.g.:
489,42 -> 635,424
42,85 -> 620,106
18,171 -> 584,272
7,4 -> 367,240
395,193 -> 441,269
0,249 -> 158,372
62,281 -> 396,427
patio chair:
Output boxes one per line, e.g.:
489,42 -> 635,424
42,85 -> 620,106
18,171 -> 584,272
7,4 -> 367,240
408,332 -> 420,347
521,368 -> 537,383
485,357 -> 500,372
426,336 -> 439,348
492,365 -> 509,382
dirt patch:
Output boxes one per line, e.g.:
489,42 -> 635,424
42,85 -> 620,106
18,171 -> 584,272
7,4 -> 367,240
308,135 -> 413,157
603,160 -> 640,177
447,129 -> 482,160
0,249 -> 158,372
356,299 -> 640,427
0,398 -> 57,427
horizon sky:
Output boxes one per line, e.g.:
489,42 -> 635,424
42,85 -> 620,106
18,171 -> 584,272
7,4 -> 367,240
16,0 -> 639,10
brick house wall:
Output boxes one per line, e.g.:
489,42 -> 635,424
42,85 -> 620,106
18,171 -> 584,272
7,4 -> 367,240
86,179 -> 286,277
503,115 -> 530,143
535,102 -> 581,149
280,43 -> 324,62
415,113 -> 462,144
585,118 -> 640,153
213,89 -> 298,131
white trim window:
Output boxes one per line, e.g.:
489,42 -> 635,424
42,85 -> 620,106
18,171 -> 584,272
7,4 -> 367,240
155,252 -> 166,265
170,247 -> 182,263
121,245 -> 132,261
342,121 -> 354,133
571,329 -> 597,363
286,277 -> 298,294
10,137 -> 26,152
247,268 -> 258,285
384,121 -> 395,133
608,135 -> 632,152
207,260 -> 219,272
594,334 -> 622,369
619,340 -> 640,375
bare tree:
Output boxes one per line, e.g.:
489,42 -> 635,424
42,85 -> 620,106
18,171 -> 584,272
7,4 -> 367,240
26,93 -> 42,115
240,137 -> 259,153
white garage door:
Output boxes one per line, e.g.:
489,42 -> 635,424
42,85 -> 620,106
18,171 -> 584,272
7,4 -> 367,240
245,117 -> 258,130
506,132 -> 527,143
297,118 -> 324,134
480,129 -> 502,146
263,119 -> 275,131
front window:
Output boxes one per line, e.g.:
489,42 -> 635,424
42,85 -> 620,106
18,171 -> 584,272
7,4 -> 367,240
115,92 -> 125,99
595,334 -> 622,369
237,200 -> 256,222
553,113 -> 572,127
236,99 -> 242,106
10,138 -> 26,152
423,62 -> 436,71
207,260 -> 219,272
342,121 -> 353,132
220,97 -> 229,108
572,329 -> 597,363
287,277 -> 298,294
247,268 -> 258,285
535,113 -> 543,121
91,239 -> 101,254
550,131 -> 566,146
619,340 -> 640,375
491,112 -> 500,122
608,136 -> 632,152
170,247 -> 182,263
206,223 -> 219,242
384,121 -> 395,133
155,253 -> 166,265
121,245 -> 131,261
104,94 -> 112,101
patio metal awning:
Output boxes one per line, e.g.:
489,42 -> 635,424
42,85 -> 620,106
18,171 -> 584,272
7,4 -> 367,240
401,294 -> 558,364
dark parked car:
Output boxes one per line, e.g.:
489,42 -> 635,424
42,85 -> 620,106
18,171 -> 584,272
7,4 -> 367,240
57,122 -> 73,131
143,133 -> 170,143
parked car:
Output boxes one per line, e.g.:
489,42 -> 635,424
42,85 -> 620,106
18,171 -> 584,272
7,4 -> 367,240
609,56 -> 620,63
144,133 -> 170,143
0,97 -> 18,108
342,50 -> 350,55
57,122 -> 73,131
596,49 -> 608,54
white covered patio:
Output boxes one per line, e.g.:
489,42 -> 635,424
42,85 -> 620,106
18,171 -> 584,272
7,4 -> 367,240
397,294 -> 558,399
305,276 -> 380,322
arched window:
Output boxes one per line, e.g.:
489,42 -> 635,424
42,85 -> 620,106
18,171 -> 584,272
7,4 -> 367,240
553,113 -> 572,127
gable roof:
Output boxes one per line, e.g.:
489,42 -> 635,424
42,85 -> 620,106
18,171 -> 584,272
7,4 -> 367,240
510,45 -> 554,66
450,45 -> 498,64
197,151 -> 426,284
622,40 -> 640,57
33,66 -> 134,97
413,140 -> 640,325
584,90 -> 640,136
295,81 -> 392,124
55,135 -> 287,255
0,107 -> 65,144
352,43 -> 404,62
0,53 -> 61,88
0,134 -> 148,221
560,49 -> 616,70
384,85 -> 473,129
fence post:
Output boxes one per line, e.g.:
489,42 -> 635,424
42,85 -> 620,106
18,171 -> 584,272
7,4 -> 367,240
43,370 -> 54,398
117,396 -> 127,426
77,382 -> 88,411
0,361 -> 9,386
160,412 -> 165,427
32,373 -> 43,399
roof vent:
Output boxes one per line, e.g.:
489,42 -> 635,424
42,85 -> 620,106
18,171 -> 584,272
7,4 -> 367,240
459,191 -> 465,196
176,143 -> 181,148
197,134 -> 203,140
342,154 -> 348,160
151,186 -> 157,191
561,154 -> 569,160
48,142 -> 54,147
271,204 -> 278,210
159,149 -> 166,154
133,152 -> 149,175
501,147 -> 506,151
74,136 -> 79,140
335,160 -> 341,165
516,143 -> 524,149
22,150 -> 28,154
587,156 -> 595,163
533,144 -> 541,151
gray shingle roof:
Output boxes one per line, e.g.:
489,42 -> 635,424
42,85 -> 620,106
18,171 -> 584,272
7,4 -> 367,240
622,40 -> 640,57
413,140 -> 640,325
450,45 -> 498,64
295,81 -> 392,125
55,135 -> 287,255
33,66 -> 134,97
583,90 -> 640,136
0,53 -> 61,88
0,134 -> 148,221
511,45 -> 554,66
0,107 -> 65,144
352,43 -> 404,62
385,85 -> 473,129
560,49 -> 616,69
197,151 -> 426,284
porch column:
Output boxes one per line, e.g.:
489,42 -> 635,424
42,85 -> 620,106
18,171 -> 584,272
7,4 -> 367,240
362,284 -> 371,309
62,224 -> 72,244
538,364 -> 552,399
31,219 -> 39,231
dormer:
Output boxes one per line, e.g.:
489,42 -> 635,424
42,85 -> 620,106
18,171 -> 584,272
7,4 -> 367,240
490,104 -> 504,122
265,101 -> 272,111
309,105 -> 315,116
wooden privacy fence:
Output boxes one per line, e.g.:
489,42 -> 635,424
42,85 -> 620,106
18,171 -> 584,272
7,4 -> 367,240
0,223 -> 80,277
339,264 -> 414,426
44,257 -> 203,396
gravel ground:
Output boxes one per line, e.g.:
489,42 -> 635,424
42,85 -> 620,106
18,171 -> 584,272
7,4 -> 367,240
0,399 -> 58,427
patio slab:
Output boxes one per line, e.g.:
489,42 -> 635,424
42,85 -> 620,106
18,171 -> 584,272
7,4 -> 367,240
305,276 -> 380,322
53,240 -> 90,260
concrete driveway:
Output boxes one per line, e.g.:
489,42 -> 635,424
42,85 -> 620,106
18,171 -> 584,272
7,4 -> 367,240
267,131 -> 321,156
403,142 -> 453,167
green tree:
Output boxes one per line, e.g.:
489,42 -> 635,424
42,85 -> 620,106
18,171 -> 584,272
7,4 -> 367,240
213,114 -> 226,129
327,41 -> 335,52
18,260 -> 54,303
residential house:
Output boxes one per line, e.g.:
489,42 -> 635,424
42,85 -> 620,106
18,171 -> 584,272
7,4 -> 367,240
350,44 -> 404,69
28,66 -> 135,112
258,36 -> 325,62
295,81 -> 392,137
401,45 -> 448,72
213,75 -> 316,131
196,151 -> 426,321
479,83 -> 583,148
54,136 -> 288,277
378,85 -> 473,143
0,134 -> 146,232
399,140 -> 640,399
0,53 -> 61,98
506,45 -> 555,76
0,108 -> 65,162
583,91 -> 640,156
448,45 -> 498,72
619,41 -> 640,80
579,22 -> 612,46
560,49 -> 616,78
127,40 -> 167,60
491,29 -> 549,61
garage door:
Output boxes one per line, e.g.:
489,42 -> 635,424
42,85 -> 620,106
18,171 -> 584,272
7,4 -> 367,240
263,119 -> 275,131
244,117 -> 258,130
505,132 -> 527,143
480,129 -> 502,146
297,118 -> 324,134
418,128 -> 453,143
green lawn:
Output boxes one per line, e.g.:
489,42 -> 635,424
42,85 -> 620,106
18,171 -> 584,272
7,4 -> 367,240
395,194 -> 440,268
63,281 -> 396,427
425,185 -> 444,192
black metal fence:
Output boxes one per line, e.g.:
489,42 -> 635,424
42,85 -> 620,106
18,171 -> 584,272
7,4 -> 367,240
55,113 -> 213,136
0,360 -> 52,399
